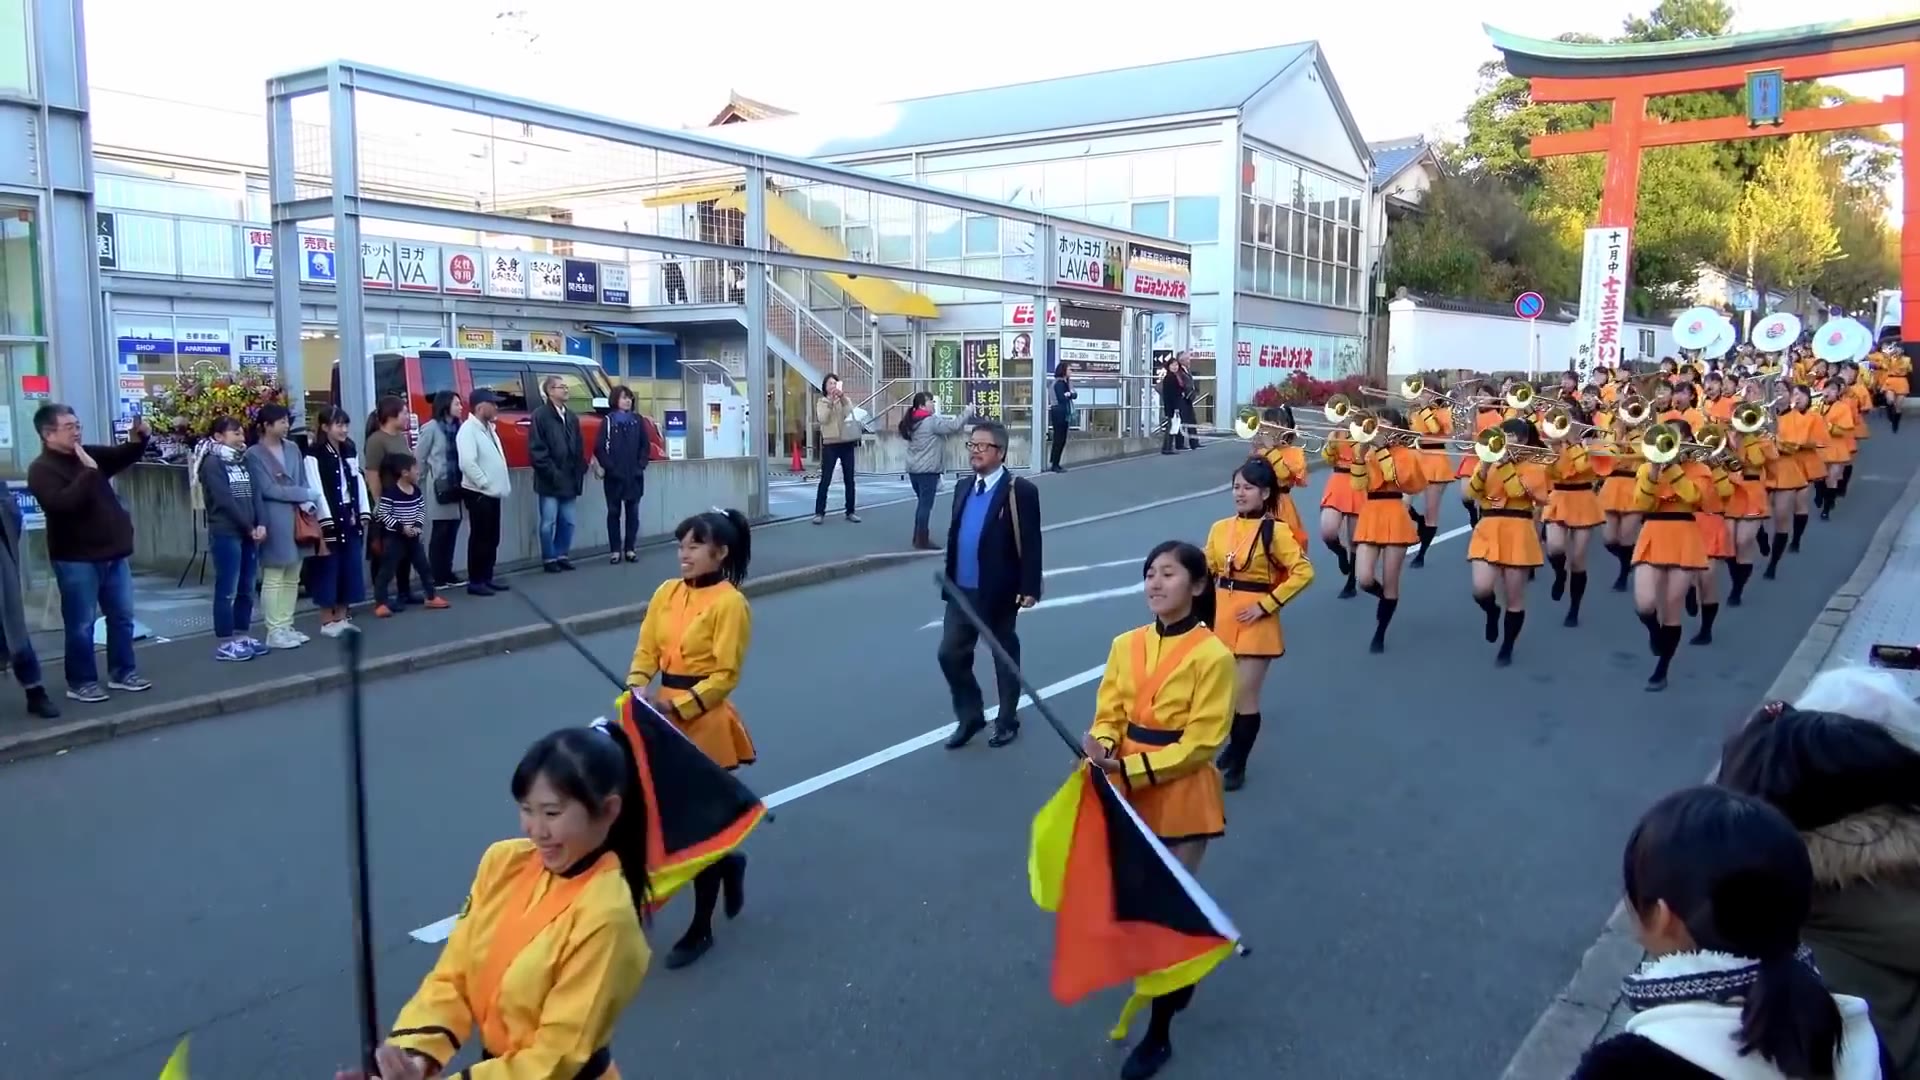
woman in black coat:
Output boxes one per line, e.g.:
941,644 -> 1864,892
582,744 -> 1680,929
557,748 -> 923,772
594,385 -> 654,564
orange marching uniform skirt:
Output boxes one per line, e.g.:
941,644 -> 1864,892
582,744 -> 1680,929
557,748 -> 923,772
1725,476 -> 1769,519
1633,512 -> 1709,570
1418,447 -> 1456,484
1204,515 -> 1313,659
1762,452 -> 1807,492
1467,507 -> 1545,567
1320,440 -> 1363,517
629,577 -> 757,770
1354,493 -> 1417,546
1696,511 -> 1734,560
1545,482 -> 1604,529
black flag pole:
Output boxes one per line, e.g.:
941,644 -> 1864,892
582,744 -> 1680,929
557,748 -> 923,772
934,572 -> 1086,760
340,627 -> 381,1071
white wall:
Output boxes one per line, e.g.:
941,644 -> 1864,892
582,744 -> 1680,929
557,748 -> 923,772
1238,53 -> 1368,183
1386,298 -> 1674,377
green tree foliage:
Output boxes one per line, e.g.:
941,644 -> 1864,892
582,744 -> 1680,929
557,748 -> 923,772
1393,0 -> 1896,314
1729,136 -> 1841,294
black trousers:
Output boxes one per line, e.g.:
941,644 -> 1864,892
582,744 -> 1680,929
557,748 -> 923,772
815,441 -> 857,516
463,491 -> 502,585
429,516 -> 462,584
1048,417 -> 1069,468
368,532 -> 412,597
374,532 -> 436,604
937,588 -> 1022,730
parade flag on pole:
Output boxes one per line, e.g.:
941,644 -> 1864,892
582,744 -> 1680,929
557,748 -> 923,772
608,692 -> 766,905
1029,765 -> 1240,1040
157,1038 -> 189,1079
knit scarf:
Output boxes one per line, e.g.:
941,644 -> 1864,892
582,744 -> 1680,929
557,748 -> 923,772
1622,947 -> 1820,1012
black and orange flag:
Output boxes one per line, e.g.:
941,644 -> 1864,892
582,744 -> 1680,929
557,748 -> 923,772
1029,763 -> 1241,1040
602,692 -> 766,905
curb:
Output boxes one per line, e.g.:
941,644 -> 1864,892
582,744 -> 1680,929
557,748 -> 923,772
1498,458 -> 1920,1079
0,552 -> 936,765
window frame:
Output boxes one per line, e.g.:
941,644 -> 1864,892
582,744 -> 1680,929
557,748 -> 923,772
465,359 -> 533,412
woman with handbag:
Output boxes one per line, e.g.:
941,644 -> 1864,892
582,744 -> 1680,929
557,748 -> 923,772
1047,360 -> 1077,473
413,390 -> 467,587
244,404 -> 324,650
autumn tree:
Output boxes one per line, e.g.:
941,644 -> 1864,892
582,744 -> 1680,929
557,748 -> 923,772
1727,136 -> 1841,303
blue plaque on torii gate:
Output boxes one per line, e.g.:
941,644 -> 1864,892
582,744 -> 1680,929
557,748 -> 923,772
1747,68 -> 1784,127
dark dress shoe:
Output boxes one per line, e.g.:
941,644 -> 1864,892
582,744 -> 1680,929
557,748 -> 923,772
987,726 -> 1020,748
1221,766 -> 1245,792
944,720 -> 986,749
663,933 -> 715,970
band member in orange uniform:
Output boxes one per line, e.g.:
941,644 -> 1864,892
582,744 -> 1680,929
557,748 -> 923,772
1465,418 -> 1551,665
1723,409 -> 1774,606
1081,540 -> 1235,1078
1780,385 -> 1824,561
1816,378 -> 1859,520
1598,409 -> 1647,592
1541,405 -> 1605,627
1406,391 -> 1454,567
1319,423 -> 1362,599
1661,382 -> 1707,431
1838,362 -> 1872,499
1252,406 -> 1310,549
1207,458 -> 1314,792
354,725 -> 653,1080
1880,344 -> 1909,431
627,509 -> 755,969
1672,420 -> 1734,646
1701,372 -> 1736,424
1455,384 -> 1504,528
1349,407 -> 1426,653
1631,428 -> 1707,692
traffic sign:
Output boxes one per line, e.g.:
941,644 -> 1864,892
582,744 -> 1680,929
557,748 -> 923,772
1515,291 -> 1544,320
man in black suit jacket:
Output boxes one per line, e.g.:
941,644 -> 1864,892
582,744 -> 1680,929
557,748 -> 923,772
939,420 -> 1043,749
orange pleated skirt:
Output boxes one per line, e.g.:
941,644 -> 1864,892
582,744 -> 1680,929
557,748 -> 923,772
1118,724 -> 1225,842
1885,375 -> 1910,397
1632,513 -> 1709,570
1819,435 -> 1855,465
1599,475 -> 1640,514
1467,509 -> 1544,567
1725,478 -> 1769,519
1321,475 -> 1362,516
1353,493 -> 1418,546
1764,456 -> 1807,491
664,693 -> 757,770
1276,493 -> 1308,548
1545,483 -> 1605,529
1418,448 -> 1455,484
1794,449 -> 1825,482
1213,581 -> 1285,657
1696,512 -> 1734,560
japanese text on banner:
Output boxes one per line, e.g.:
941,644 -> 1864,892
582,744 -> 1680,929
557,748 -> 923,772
962,338 -> 1003,419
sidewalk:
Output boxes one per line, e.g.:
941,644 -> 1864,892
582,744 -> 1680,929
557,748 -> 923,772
0,441 -> 1252,760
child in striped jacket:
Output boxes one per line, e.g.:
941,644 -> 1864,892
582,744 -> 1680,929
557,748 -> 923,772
373,452 -> 450,616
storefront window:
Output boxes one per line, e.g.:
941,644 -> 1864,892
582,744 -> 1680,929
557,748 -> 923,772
0,342 -> 46,476
1,207 -> 41,337
1236,147 -> 1362,308
0,0 -> 30,97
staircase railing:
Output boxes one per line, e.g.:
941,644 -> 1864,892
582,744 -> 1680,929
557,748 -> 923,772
765,277 -> 879,404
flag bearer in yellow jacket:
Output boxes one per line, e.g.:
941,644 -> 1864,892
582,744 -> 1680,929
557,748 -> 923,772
627,509 -> 756,970
338,724 -> 652,1080
1081,540 -> 1236,1080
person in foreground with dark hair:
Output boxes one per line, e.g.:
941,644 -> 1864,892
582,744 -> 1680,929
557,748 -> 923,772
1572,785 -> 1881,1079
627,509 -> 755,970
1719,671 -> 1920,1078
1081,540 -> 1233,1080
940,419 -> 1042,750
900,390 -> 971,550
335,724 -> 650,1080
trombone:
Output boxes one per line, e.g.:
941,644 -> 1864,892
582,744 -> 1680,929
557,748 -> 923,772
1471,426 -> 1559,465
1360,375 -> 1441,404
1324,393 -> 1363,425
1505,384 -> 1537,411
1539,405 -> 1601,442
1639,421 -> 1720,466
1730,400 -> 1774,436
1349,413 -> 1422,447
1616,397 -> 1654,428
1230,407 -> 1327,451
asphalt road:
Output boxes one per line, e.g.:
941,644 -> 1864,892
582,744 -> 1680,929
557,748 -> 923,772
5,432 -> 1916,1080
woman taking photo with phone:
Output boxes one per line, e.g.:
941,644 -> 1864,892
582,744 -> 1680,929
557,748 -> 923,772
900,391 -> 971,550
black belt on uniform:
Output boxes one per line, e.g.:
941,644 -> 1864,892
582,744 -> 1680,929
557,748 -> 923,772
479,1046 -> 611,1078
1276,486 -> 1292,494
1481,507 -> 1532,519
1366,492 -> 1401,500
1553,482 -> 1589,491
1125,723 -> 1181,747
1645,511 -> 1694,522
660,672 -> 701,690
1217,577 -> 1274,593
1418,440 -> 1449,450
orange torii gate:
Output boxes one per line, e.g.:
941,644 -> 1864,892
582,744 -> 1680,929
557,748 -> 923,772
1486,16 -> 1920,325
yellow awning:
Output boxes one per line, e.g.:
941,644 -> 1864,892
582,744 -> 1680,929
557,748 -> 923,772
642,180 -> 745,208
716,192 -> 939,319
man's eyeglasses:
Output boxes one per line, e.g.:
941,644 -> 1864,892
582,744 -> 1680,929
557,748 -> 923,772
966,441 -> 1001,452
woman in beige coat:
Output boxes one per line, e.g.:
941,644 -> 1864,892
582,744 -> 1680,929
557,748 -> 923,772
813,372 -> 861,525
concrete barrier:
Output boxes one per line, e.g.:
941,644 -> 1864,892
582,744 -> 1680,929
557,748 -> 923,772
119,457 -> 763,574
854,431 -> 1163,474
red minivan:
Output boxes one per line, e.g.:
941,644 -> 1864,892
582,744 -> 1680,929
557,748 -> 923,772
333,348 -> 617,468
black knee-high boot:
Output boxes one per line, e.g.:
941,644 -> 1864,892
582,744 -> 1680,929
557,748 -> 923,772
1690,601 -> 1721,646
1496,609 -> 1525,666
1412,523 -> 1438,566
1219,712 -> 1261,791
1637,609 -> 1662,656
1757,528 -> 1771,556
1408,505 -> 1425,527
1727,561 -> 1753,606
1684,585 -> 1698,617
1790,513 -> 1809,551
1647,625 -> 1681,691
1819,485 -> 1836,519
1609,543 -> 1633,591
1324,537 -> 1352,578
1122,985 -> 1195,1080
1565,571 -> 1588,627
1463,502 -> 1481,528
1547,553 -> 1567,601
1891,405 -> 1903,433
1839,463 -> 1853,497
1475,592 -> 1500,643
1369,596 -> 1398,653
665,853 -> 746,969
1765,531 -> 1788,578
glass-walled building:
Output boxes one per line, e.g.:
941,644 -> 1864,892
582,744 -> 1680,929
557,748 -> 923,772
706,41 -> 1376,420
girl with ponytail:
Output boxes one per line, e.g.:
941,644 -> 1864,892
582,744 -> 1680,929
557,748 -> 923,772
1573,785 -> 1882,1079
346,725 -> 651,1080
625,508 -> 757,970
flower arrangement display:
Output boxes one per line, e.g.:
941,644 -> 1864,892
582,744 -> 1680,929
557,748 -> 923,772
144,368 -> 288,443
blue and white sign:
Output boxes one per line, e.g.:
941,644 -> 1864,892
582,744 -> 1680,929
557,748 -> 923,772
599,263 -> 630,306
1734,289 -> 1757,312
1514,291 -> 1545,320
7,482 -> 44,531
563,259 -> 599,304
117,337 -> 174,355
244,227 -> 274,279
662,409 -> 689,462
299,234 -> 337,285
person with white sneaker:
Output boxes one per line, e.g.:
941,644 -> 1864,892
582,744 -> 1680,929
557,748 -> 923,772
245,404 -> 321,651
197,416 -> 268,662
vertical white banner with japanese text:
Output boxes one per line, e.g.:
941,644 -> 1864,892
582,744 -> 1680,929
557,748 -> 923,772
1577,226 -> 1632,377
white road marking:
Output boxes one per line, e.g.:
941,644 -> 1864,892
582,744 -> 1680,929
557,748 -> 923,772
1044,557 -> 1139,578
409,664 -> 1111,944
917,584 -> 1142,630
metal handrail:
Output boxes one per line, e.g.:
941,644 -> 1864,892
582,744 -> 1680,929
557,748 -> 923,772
766,277 -> 878,383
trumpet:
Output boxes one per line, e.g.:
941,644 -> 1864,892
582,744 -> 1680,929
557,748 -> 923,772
1730,401 -> 1774,435
1505,384 -> 1536,411
1472,426 -> 1559,465
1349,414 -> 1421,447
1539,405 -> 1600,442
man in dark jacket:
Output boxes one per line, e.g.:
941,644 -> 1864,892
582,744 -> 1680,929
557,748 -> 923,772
528,375 -> 587,572
939,420 -> 1042,750
26,404 -> 151,703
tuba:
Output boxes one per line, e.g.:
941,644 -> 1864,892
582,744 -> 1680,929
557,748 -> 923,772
1640,422 -> 1684,466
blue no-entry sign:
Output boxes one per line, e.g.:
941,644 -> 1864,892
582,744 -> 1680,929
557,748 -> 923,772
1515,291 -> 1545,320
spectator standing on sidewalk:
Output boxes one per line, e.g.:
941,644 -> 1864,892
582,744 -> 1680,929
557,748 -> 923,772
412,390 -> 466,588
939,420 -> 1041,750
530,374 -> 587,573
594,385 -> 653,565
0,486 -> 58,718
245,404 -> 318,650
302,406 -> 372,638
1047,360 -> 1076,473
1159,361 -> 1186,455
371,452 -> 449,617
26,404 -> 151,704
457,389 -> 512,596
900,391 -> 969,551
363,396 -> 420,604
197,416 -> 267,662
813,373 -> 861,525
